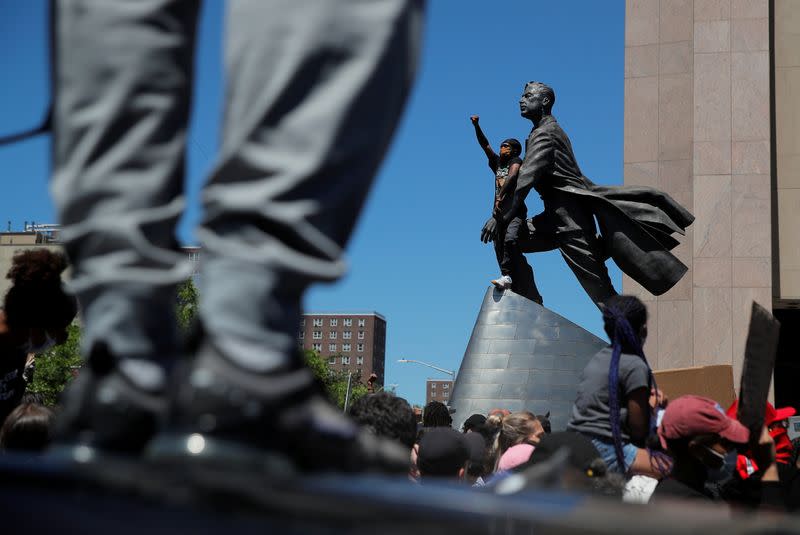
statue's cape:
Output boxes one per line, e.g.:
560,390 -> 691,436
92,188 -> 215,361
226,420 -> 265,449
553,182 -> 694,296
517,115 -> 694,296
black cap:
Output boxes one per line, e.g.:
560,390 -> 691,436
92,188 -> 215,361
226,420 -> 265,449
417,428 -> 470,477
462,413 -> 487,432
462,431 -> 486,464
501,138 -> 522,155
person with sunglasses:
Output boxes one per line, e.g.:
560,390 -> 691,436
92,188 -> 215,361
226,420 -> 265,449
470,115 -> 541,303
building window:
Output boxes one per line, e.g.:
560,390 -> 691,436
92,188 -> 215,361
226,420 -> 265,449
343,318 -> 352,327
328,356 -> 336,365
329,343 -> 337,352
329,331 -> 337,339
342,356 -> 350,365
343,331 -> 352,340
299,332 -> 305,339
329,318 -> 338,327
358,331 -> 365,340
342,343 -> 351,352
356,343 -> 364,352
313,331 -> 322,339
312,343 -> 322,352
443,383 -> 449,390
430,383 -> 436,390
357,355 -> 364,365
313,318 -> 323,327
443,392 -> 449,399
300,319 -> 305,327
358,319 -> 366,327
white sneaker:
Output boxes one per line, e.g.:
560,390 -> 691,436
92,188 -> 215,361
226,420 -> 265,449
491,275 -> 513,289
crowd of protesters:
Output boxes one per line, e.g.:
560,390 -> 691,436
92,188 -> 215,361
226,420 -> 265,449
331,294 -> 800,514
1,250 -> 799,516
0,250 -> 76,454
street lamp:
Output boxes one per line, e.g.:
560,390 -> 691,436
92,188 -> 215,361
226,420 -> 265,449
374,383 -> 399,394
397,358 -> 456,380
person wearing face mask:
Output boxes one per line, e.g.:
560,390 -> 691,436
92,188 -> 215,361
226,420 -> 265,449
720,400 -> 800,511
651,395 -> 780,506
724,401 -> 794,479
0,250 -> 78,425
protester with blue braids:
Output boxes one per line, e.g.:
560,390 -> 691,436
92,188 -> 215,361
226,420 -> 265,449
567,295 -> 666,478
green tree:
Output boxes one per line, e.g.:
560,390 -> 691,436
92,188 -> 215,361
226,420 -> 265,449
176,278 -> 199,330
302,349 -> 373,410
28,323 -> 83,406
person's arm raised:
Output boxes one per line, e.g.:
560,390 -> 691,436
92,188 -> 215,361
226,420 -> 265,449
470,115 -> 498,169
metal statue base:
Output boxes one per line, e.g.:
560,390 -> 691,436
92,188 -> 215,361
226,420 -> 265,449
449,287 -> 607,431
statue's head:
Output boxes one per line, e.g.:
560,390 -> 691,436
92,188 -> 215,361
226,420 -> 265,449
519,81 -> 555,121
500,138 -> 522,158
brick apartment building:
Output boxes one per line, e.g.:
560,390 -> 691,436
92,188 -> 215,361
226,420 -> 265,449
299,312 -> 386,385
426,379 -> 454,405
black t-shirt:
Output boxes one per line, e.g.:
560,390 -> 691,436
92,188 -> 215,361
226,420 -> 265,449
0,348 -> 28,425
488,155 -> 524,217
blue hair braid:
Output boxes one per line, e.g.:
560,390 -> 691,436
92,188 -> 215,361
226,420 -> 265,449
604,300 -> 656,470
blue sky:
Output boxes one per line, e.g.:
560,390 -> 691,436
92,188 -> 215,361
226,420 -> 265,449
0,1 -> 625,406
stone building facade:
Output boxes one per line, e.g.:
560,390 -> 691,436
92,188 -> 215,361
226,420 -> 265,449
624,0 -> 799,406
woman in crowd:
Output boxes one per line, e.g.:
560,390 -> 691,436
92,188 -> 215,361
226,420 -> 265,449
0,250 -> 77,424
568,295 -> 666,477
495,411 -> 545,472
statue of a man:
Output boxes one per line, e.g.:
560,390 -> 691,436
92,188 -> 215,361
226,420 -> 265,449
470,115 -> 542,303
487,81 -> 694,307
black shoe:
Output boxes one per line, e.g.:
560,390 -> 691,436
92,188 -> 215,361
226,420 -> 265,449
146,339 -> 409,475
50,343 -> 166,459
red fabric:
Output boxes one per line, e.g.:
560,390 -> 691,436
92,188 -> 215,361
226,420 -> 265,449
726,399 -> 796,426
726,399 -> 796,478
773,429 -> 793,464
735,454 -> 757,479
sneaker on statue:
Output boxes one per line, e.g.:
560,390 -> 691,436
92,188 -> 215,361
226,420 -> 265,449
491,275 -> 513,289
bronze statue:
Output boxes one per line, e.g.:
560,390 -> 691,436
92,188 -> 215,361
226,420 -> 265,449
470,115 -> 542,303
482,82 -> 694,307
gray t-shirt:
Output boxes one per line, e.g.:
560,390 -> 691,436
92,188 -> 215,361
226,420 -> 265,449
567,346 -> 650,441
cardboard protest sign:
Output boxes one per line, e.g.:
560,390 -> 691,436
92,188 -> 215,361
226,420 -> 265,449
737,302 -> 781,448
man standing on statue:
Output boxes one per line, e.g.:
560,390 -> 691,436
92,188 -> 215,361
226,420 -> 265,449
487,81 -> 694,307
470,115 -> 541,303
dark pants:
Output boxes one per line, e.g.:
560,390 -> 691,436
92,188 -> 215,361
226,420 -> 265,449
494,216 -> 543,304
519,192 -> 617,308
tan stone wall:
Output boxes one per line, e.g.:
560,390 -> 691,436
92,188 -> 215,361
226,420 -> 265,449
775,0 -> 800,301
624,0 -> 771,384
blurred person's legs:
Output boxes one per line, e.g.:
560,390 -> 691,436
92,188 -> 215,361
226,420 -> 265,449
50,0 -> 199,451
161,0 -> 423,471
49,0 -> 424,470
